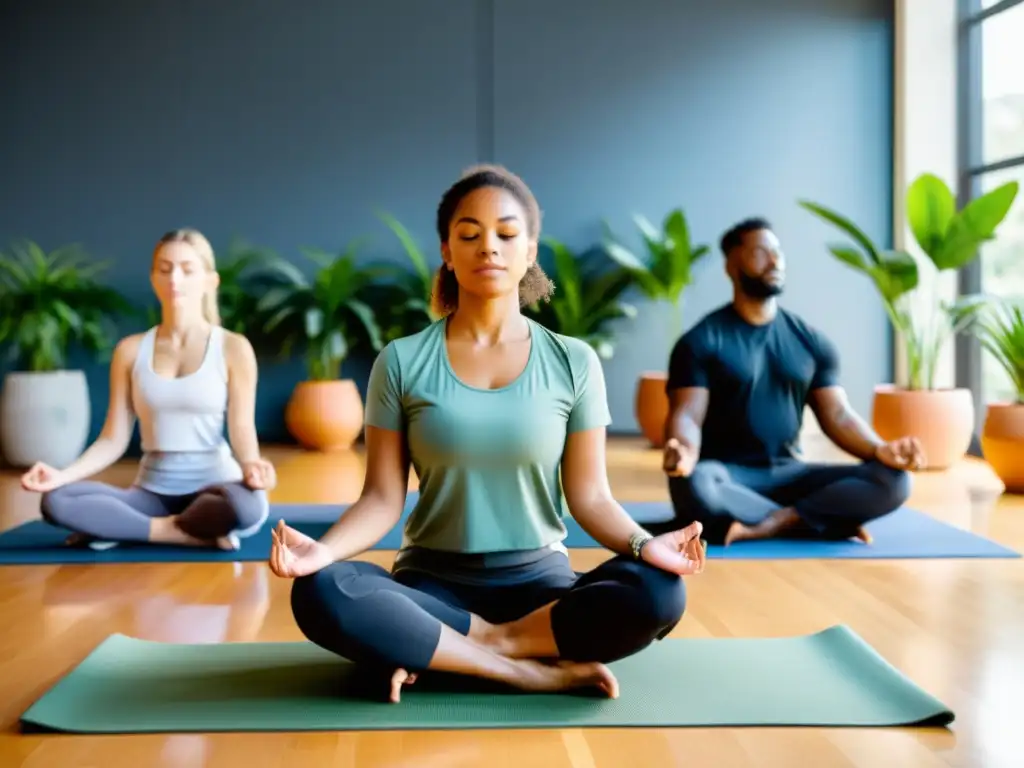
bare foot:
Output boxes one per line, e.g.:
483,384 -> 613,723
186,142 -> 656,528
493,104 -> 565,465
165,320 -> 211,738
724,508 -> 801,545
724,521 -> 754,546
511,659 -> 619,698
853,527 -> 873,544
389,668 -> 419,703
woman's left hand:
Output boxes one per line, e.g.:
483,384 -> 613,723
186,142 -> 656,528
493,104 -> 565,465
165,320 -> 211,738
242,458 -> 277,491
640,520 -> 706,576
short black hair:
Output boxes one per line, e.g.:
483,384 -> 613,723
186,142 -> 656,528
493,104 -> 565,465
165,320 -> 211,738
430,164 -> 553,316
720,217 -> 772,256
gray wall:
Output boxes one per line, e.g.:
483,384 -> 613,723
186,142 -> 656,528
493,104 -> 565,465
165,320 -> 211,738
0,0 -> 894,443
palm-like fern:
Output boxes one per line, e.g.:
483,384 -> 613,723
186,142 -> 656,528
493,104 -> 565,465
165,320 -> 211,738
525,238 -> 636,359
0,240 -> 132,371
256,243 -> 386,380
958,294 -> 1024,402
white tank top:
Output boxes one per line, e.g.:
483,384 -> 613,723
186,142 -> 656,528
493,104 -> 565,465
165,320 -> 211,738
131,326 -> 243,495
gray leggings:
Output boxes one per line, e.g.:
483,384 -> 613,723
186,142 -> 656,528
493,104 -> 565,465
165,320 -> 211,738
40,481 -> 269,543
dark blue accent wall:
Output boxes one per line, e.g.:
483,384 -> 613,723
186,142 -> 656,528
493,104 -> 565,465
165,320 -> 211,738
0,0 -> 894,444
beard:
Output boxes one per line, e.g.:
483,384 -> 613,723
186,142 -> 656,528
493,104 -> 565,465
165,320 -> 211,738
738,271 -> 783,299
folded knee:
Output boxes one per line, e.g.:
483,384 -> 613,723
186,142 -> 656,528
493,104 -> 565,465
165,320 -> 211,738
868,463 -> 912,509
671,461 -> 730,515
40,486 -> 75,526
630,562 -> 688,632
289,562 -> 364,634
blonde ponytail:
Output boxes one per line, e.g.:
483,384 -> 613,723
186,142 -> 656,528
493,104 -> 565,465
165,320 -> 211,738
202,287 -> 222,325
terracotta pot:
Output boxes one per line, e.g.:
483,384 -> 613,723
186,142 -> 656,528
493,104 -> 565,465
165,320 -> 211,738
981,401 -> 1024,493
635,372 -> 670,448
285,379 -> 364,451
871,384 -> 974,470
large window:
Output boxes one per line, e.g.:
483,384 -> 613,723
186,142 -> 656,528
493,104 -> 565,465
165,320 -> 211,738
958,0 -> 1024,408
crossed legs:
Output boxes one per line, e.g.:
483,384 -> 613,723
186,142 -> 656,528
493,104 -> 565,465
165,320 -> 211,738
290,554 -> 686,700
40,480 -> 268,548
666,458 -> 911,545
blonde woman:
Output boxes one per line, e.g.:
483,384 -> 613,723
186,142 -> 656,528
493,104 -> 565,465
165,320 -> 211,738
21,229 -> 274,551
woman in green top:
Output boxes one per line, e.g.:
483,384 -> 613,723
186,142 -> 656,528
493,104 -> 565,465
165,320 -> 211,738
269,165 -> 706,702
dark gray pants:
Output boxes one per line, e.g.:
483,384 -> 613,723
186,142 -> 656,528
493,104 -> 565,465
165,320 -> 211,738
290,552 -> 687,676
666,458 -> 911,544
40,481 -> 269,542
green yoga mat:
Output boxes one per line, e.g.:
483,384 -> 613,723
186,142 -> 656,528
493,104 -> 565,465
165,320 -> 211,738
21,626 -> 952,733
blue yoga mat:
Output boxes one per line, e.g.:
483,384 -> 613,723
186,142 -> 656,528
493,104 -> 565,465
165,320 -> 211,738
0,499 -> 1016,564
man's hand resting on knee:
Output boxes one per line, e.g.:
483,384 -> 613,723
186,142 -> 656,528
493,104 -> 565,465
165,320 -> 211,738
874,436 -> 925,471
662,438 -> 697,477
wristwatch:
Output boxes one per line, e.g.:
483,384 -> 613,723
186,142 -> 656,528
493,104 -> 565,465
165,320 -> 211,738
629,530 -> 654,560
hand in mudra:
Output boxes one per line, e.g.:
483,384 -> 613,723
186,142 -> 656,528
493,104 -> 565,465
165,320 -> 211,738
243,458 -> 277,490
662,438 -> 696,477
640,520 -> 706,576
268,520 -> 334,578
875,436 -> 925,471
21,462 -> 68,493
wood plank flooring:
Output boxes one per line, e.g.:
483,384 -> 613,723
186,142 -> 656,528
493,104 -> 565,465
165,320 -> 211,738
0,436 -> 1020,767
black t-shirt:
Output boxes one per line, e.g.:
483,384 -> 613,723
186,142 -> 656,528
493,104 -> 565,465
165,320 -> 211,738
666,303 -> 840,466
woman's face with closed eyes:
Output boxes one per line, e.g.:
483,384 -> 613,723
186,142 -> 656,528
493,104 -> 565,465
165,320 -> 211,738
441,186 -> 537,302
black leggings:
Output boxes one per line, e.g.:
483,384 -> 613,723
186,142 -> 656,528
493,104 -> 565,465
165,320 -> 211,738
40,481 -> 269,542
666,458 -> 911,544
290,552 -> 686,673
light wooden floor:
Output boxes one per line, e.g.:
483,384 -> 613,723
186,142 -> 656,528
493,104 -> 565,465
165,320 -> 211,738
0,436 -> 1021,768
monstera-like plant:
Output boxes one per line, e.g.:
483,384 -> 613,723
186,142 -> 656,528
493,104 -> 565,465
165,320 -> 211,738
602,208 -> 711,447
800,172 -> 1019,468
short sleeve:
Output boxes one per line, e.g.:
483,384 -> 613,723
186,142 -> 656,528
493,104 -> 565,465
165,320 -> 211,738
364,343 -> 404,431
810,330 -> 840,389
666,332 -> 708,391
566,342 -> 612,433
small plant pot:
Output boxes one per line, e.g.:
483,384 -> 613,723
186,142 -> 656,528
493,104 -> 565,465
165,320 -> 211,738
981,401 -> 1024,493
871,384 -> 975,470
285,379 -> 364,451
0,370 -> 92,468
635,372 -> 670,448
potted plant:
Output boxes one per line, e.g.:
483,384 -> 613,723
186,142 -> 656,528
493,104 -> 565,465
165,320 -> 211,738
257,243 -> 386,451
372,212 -> 438,343
958,295 -> 1024,491
524,237 -> 637,360
0,240 -> 133,468
602,209 -> 710,447
799,172 -> 1019,469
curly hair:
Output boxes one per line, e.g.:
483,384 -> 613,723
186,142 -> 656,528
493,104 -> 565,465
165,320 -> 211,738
431,164 -> 555,317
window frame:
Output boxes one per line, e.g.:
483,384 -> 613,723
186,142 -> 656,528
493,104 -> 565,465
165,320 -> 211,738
955,0 -> 1024,452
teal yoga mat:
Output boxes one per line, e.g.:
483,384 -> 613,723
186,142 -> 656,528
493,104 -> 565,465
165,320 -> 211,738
20,626 -> 953,733
0,500 -> 1016,564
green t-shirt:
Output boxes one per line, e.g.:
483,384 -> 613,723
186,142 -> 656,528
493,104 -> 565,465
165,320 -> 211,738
364,317 -> 612,554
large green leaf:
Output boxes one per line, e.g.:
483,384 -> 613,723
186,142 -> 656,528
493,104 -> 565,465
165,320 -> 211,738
926,180 -> 1020,270
827,246 -> 871,273
905,173 -> 956,256
868,250 -> 919,303
798,200 -> 882,265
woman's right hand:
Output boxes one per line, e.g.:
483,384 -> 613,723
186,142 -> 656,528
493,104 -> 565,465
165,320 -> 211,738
21,462 -> 68,493
269,519 -> 335,578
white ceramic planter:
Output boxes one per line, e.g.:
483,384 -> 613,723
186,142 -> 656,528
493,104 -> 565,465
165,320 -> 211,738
0,370 -> 91,469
